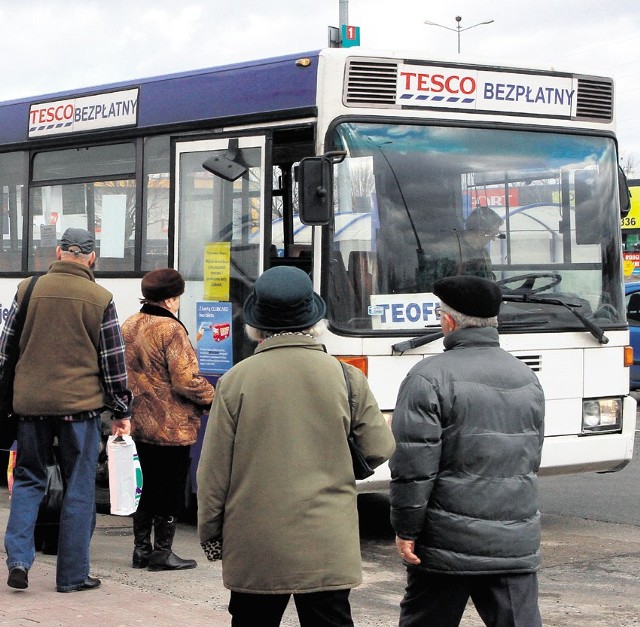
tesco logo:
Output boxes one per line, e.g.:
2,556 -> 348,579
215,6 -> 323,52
399,71 -> 477,95
29,103 -> 74,125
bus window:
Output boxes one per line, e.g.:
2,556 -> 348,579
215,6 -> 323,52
177,140 -> 263,364
30,143 -> 136,273
0,151 -> 26,273
178,146 -> 262,282
329,122 -> 623,334
270,163 -> 313,275
142,135 -> 170,270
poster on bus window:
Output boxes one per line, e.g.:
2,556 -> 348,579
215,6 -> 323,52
196,301 -> 233,374
204,242 -> 230,300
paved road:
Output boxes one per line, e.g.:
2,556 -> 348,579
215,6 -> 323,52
1,433 -> 639,625
539,431 -> 640,526
2,483 -> 640,626
354,489 -> 640,627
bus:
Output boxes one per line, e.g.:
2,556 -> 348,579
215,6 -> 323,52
0,48 -> 635,493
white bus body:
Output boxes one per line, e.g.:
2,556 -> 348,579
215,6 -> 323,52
0,48 -> 634,491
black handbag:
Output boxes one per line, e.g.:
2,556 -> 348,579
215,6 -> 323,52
0,275 -> 39,449
34,446 -> 64,555
38,448 -> 65,522
339,361 -> 375,480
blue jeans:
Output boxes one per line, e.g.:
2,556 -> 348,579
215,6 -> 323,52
4,415 -> 101,591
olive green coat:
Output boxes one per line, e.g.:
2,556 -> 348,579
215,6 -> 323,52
197,334 -> 395,593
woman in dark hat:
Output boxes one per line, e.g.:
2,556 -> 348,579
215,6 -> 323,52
122,268 -> 214,571
197,266 -> 395,626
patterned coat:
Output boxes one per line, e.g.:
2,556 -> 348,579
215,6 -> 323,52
122,304 -> 214,446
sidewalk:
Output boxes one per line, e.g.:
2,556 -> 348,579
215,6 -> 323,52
0,487 -> 232,626
0,564 -> 231,626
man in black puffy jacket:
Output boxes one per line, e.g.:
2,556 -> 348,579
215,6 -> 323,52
390,275 -> 545,627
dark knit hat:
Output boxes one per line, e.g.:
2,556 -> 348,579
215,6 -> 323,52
434,275 -> 502,318
60,228 -> 95,254
141,268 -> 185,302
243,266 -> 326,331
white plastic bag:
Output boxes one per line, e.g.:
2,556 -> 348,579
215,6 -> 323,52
107,435 -> 143,516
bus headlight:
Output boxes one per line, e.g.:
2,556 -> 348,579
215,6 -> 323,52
582,398 -> 622,434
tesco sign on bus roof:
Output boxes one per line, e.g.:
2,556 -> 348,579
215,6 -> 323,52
28,88 -> 139,138
396,64 -> 576,117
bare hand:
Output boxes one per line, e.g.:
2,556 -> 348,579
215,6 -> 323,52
112,418 -> 131,437
396,536 -> 421,565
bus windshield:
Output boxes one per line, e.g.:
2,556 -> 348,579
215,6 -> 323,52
327,122 -> 624,335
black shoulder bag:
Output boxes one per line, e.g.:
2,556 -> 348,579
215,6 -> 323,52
0,275 -> 39,449
339,360 -> 375,480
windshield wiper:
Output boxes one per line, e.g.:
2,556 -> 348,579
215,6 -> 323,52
392,331 -> 444,354
392,293 -> 609,353
502,294 -> 609,344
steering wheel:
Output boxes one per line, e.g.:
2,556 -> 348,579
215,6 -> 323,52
496,272 -> 562,295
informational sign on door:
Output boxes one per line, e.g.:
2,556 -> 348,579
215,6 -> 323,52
196,301 -> 233,374
204,242 -> 230,300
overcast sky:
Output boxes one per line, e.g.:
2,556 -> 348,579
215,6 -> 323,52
1,0 -> 639,170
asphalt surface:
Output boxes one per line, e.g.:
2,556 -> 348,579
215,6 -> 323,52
2,422 -> 640,625
1,487 -> 639,626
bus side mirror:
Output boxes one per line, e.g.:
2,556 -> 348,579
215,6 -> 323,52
618,165 -> 631,218
298,151 -> 346,226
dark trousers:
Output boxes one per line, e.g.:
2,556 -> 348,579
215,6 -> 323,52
135,441 -> 190,515
399,570 -> 542,627
229,589 -> 354,627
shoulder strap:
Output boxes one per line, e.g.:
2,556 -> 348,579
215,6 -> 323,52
339,360 -> 355,422
14,275 -> 39,340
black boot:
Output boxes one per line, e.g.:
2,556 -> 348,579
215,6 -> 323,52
132,510 -> 153,568
147,515 -> 197,571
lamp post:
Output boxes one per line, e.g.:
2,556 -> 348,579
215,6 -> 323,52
339,0 -> 348,26
424,15 -> 494,54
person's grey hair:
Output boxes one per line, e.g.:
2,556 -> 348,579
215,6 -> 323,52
59,249 -> 93,264
439,302 -> 498,329
245,319 -> 327,342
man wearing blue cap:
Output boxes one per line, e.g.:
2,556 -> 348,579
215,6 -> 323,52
390,275 -> 545,626
197,266 -> 395,626
1,227 -> 132,593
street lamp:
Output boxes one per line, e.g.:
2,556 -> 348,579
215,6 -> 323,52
424,15 -> 494,54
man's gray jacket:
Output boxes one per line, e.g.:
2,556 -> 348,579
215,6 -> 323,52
389,326 -> 545,575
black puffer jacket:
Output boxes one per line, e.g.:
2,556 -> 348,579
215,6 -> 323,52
389,326 -> 545,575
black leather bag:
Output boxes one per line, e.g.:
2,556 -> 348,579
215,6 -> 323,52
0,276 -> 39,448
38,454 -> 65,522
339,361 -> 375,480
34,447 -> 64,555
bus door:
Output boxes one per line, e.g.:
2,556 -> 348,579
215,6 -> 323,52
174,134 -> 267,372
